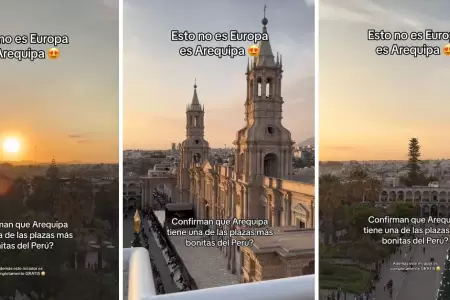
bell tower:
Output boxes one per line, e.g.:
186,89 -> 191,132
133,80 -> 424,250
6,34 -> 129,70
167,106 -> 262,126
178,80 -> 210,203
235,9 -> 294,181
233,8 -> 294,218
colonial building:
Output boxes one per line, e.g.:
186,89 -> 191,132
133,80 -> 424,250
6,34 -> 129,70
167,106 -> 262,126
379,184 -> 450,217
124,172 -> 141,210
237,228 -> 314,283
174,13 -> 315,282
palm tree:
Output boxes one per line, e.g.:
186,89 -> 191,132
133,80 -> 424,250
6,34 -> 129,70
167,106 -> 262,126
364,177 -> 381,205
86,218 -> 113,271
346,166 -> 370,204
319,174 -> 343,245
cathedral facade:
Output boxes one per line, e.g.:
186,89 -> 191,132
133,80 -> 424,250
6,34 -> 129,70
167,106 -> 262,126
177,16 -> 314,229
176,15 -> 315,282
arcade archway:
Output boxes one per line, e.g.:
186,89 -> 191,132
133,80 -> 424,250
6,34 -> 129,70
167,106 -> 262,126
422,205 -> 430,217
430,204 -> 438,217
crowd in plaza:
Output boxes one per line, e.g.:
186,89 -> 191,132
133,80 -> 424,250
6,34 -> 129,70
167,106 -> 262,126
125,188 -> 193,294
147,209 -> 192,292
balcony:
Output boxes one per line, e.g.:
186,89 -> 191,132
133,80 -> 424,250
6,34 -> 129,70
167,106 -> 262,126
125,247 -> 314,300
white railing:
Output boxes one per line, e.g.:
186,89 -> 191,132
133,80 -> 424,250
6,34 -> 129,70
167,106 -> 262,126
126,247 -> 314,300
127,247 -> 156,300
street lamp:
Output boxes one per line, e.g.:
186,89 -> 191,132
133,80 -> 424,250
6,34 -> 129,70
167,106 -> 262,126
131,210 -> 142,247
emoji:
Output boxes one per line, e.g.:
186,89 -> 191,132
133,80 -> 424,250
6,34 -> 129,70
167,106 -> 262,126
248,44 -> 259,57
48,48 -> 59,59
443,44 -> 450,56
41,271 -> 46,276
437,266 -> 441,272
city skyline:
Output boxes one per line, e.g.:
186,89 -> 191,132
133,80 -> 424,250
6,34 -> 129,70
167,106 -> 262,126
124,0 -> 314,149
0,0 -> 119,163
319,0 -> 450,161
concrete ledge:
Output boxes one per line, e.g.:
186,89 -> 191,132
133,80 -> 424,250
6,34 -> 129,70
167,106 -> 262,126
151,275 -> 315,300
128,247 -> 156,300
126,246 -> 315,300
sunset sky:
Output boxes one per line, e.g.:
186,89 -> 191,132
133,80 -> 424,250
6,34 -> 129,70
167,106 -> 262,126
124,0 -> 314,149
0,0 -> 118,163
320,0 -> 450,161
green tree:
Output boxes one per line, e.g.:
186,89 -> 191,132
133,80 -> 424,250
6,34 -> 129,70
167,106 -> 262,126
387,202 -> 419,218
349,166 -> 369,181
319,174 -> 343,245
302,151 -> 314,167
339,167 -> 381,206
404,138 -> 424,186
45,158 -> 60,180
346,205 -> 383,240
293,157 -> 306,168
94,181 -> 119,243
347,238 -> 387,264
364,178 -> 382,205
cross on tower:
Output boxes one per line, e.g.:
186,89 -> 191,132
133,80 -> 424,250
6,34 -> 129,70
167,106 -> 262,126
264,4 -> 267,18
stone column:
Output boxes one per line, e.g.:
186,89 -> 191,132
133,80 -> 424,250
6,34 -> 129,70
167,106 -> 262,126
141,181 -> 146,208
284,149 -> 289,177
278,152 -> 283,178
243,149 -> 248,180
244,188 -> 250,219
272,206 -> 280,227
288,152 -> 293,178
239,189 -> 244,219
285,195 -> 292,226
229,182 -> 236,273
246,77 -> 249,101
277,74 -> 282,96
266,200 -> 271,225
230,243 -> 236,274
262,151 -> 265,176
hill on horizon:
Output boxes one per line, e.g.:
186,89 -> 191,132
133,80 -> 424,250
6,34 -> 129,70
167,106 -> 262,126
298,137 -> 314,147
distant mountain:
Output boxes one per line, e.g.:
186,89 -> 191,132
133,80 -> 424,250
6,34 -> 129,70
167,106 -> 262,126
298,137 -> 314,147
65,160 -> 83,164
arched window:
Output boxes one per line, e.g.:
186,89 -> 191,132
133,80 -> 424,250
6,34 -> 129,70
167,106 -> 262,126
263,153 -> 278,177
267,78 -> 273,97
257,77 -> 262,96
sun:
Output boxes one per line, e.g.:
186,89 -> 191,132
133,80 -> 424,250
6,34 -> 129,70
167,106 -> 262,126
3,137 -> 20,153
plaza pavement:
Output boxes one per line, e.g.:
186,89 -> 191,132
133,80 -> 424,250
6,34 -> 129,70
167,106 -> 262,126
373,225 -> 448,300
168,234 -> 240,289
